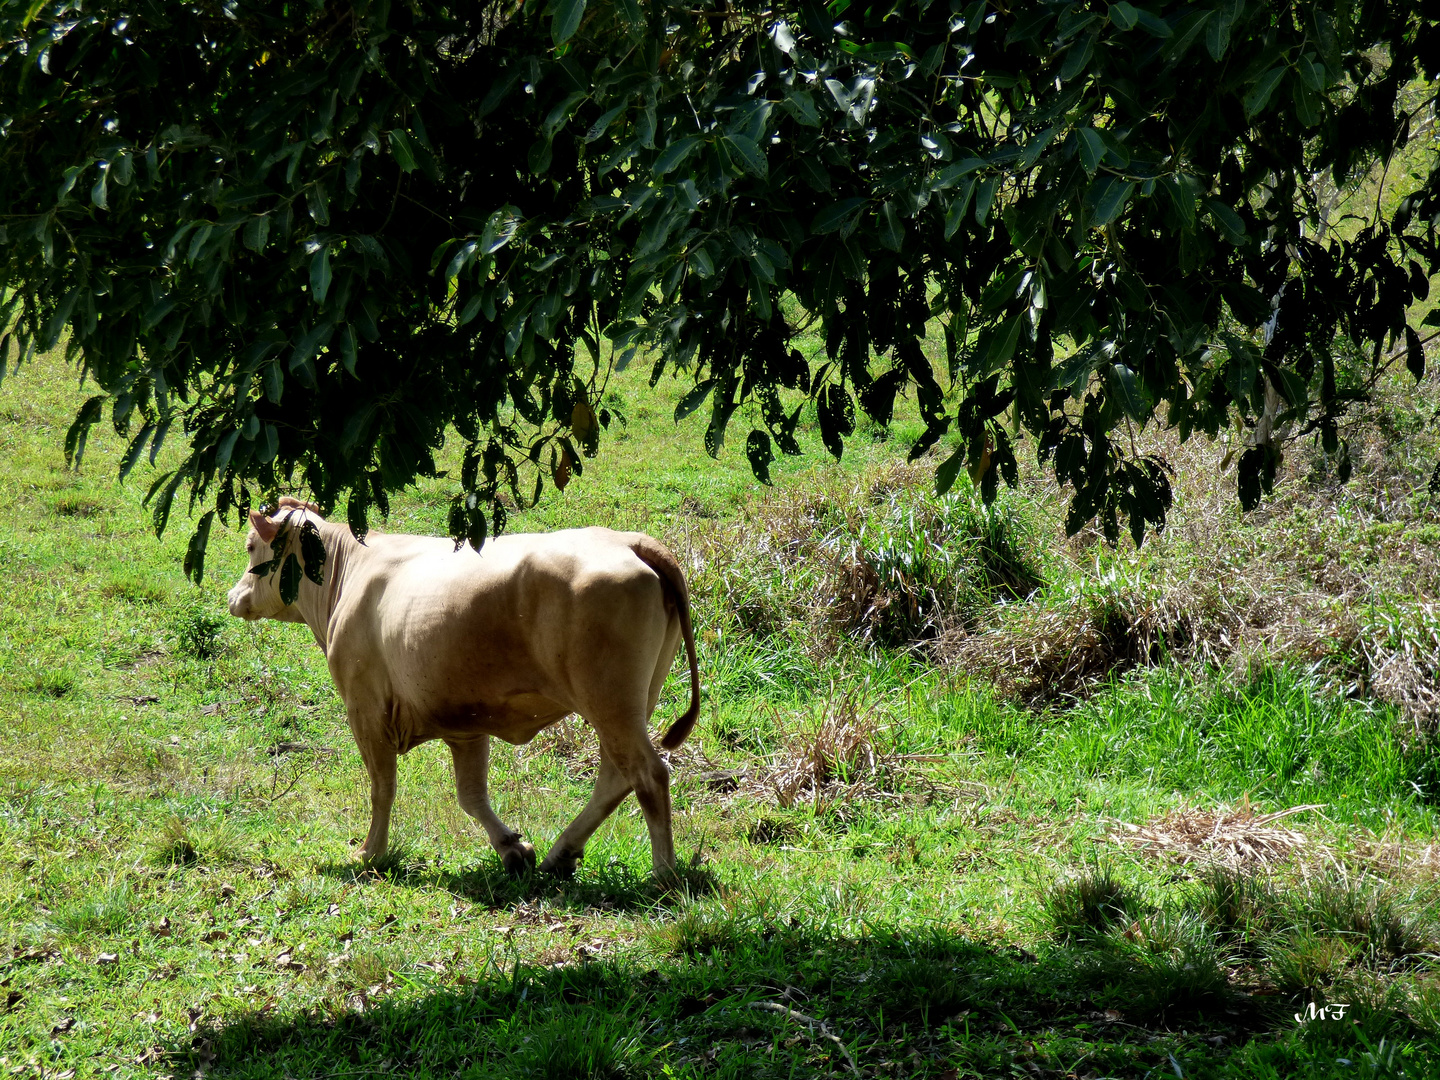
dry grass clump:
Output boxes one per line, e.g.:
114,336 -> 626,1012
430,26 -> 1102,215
1108,800 -> 1320,867
1348,835 -> 1440,878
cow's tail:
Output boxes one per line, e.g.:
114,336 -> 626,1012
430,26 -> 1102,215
629,536 -> 701,750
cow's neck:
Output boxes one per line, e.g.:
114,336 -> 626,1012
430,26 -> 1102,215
291,520 -> 361,654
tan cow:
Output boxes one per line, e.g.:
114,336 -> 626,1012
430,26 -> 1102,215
226,496 -> 700,878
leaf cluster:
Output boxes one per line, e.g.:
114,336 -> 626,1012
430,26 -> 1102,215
1,0 -> 1437,562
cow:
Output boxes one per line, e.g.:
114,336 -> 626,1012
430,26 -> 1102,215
226,496 -> 700,879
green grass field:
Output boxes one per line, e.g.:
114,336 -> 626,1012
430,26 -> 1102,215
2,343 -> 1440,1079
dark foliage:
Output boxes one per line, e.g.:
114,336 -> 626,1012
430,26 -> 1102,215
1,1 -> 1437,574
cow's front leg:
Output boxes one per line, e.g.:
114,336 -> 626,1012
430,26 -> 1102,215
355,739 -> 397,862
448,736 -> 535,875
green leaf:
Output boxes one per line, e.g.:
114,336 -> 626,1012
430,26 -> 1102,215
1052,338 -> 1114,392
279,552 -> 303,605
1134,9 -> 1172,37
1086,176 -> 1133,227
813,198 -> 867,235
90,167 -> 108,210
300,521 -> 326,585
1206,7 -> 1232,59
878,201 -> 903,252
244,214 -> 270,253
339,324 -> 359,376
1160,174 -> 1197,229
264,361 -> 283,404
64,395 -> 106,469
585,104 -> 626,143
389,129 -> 417,172
974,176 -> 999,225
674,379 -> 716,421
944,180 -> 975,240
745,429 -> 774,484
653,136 -> 700,177
985,313 -> 1025,374
1107,2 -> 1138,30
1109,362 -> 1147,420
1205,199 -> 1247,244
310,246 -> 332,304
1244,66 -> 1287,119
479,208 -> 521,255
551,0 -> 585,45
725,135 -> 768,178
183,511 -> 215,586
1076,128 -> 1105,174
1406,326 -> 1425,382
935,442 -> 966,495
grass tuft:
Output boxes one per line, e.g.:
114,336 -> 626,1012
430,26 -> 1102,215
1043,864 -> 1140,942
152,816 -> 199,866
50,881 -> 137,937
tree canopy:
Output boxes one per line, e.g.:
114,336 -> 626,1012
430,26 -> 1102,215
2,0 -> 1437,583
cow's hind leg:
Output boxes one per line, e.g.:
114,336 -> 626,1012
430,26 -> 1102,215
543,714 -> 675,879
539,747 -> 632,878
448,736 -> 535,875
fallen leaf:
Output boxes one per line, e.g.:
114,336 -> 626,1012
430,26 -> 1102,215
151,917 -> 172,938
95,952 -> 119,966
378,914 -> 398,929
199,931 -> 228,943
52,1015 -> 75,1034
326,903 -> 341,917
219,883 -> 236,899
4,989 -> 22,1012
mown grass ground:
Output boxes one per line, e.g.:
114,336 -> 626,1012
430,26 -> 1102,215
3,343 -> 1440,1079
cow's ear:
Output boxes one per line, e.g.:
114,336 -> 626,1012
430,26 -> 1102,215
249,510 -> 280,543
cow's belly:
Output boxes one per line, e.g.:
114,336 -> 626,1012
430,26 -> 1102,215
394,691 -> 572,752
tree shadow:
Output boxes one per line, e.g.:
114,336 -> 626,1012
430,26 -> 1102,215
160,917 -> 1428,1080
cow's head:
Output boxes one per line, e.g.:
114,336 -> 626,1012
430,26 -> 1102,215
227,498 -> 325,622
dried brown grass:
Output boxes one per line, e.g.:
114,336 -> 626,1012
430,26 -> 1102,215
1108,800 -> 1321,867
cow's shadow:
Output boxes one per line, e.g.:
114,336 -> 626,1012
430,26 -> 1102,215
315,845 -> 717,914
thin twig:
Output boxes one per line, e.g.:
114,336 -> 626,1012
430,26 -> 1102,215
745,1001 -> 860,1076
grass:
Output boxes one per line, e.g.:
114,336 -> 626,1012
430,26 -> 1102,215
2,342 -> 1439,1079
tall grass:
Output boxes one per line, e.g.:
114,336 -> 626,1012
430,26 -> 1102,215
951,666 -> 1439,815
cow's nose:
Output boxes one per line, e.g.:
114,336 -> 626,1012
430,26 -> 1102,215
227,588 -> 248,618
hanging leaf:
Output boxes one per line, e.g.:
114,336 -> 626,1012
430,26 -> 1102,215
278,553 -> 303,605
745,429 -> 774,484
183,511 -> 215,586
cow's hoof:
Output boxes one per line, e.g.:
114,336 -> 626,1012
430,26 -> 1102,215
538,849 -> 580,879
499,840 -> 536,876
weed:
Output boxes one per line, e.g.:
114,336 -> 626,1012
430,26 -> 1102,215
172,601 -> 226,660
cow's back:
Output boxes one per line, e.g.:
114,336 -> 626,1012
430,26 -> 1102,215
328,528 -> 669,744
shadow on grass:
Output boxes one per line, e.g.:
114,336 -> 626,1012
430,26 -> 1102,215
314,845 -> 719,915
167,919 -> 1436,1080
